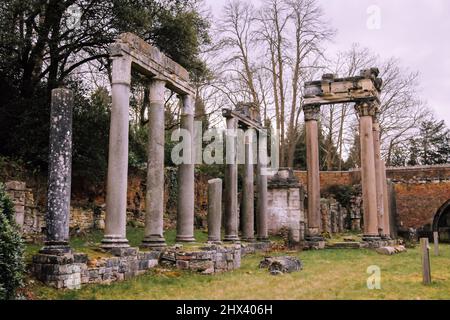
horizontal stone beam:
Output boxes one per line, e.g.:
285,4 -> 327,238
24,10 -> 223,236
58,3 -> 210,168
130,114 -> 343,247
110,33 -> 195,96
303,69 -> 382,106
222,108 -> 264,130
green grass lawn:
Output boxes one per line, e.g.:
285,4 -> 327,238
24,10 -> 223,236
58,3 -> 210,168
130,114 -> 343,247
25,227 -> 210,262
27,231 -> 450,300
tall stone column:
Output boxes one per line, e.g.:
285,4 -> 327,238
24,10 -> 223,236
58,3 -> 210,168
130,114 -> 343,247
372,114 -> 385,236
40,88 -> 74,254
241,135 -> 255,241
224,117 -> 239,242
381,160 -> 391,238
256,130 -> 269,241
208,178 -> 222,243
304,105 -> 322,240
102,55 -> 131,249
142,78 -> 167,248
176,94 -> 195,242
355,101 -> 380,241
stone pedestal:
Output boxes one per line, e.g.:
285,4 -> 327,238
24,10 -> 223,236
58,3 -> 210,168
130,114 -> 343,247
176,94 -> 196,242
102,56 -> 132,249
224,117 -> 239,242
41,88 -> 74,255
208,179 -> 223,243
267,169 -> 304,244
142,78 -> 167,248
304,105 -> 323,241
356,101 -> 380,241
241,138 -> 255,241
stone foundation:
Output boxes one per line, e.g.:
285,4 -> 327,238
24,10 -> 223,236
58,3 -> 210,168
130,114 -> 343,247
32,248 -> 160,289
160,244 -> 241,274
32,242 -> 272,289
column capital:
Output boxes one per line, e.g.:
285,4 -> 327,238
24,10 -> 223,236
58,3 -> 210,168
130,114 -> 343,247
148,77 -> 166,103
111,55 -> 132,86
355,100 -> 379,117
179,94 -> 195,116
304,105 -> 321,121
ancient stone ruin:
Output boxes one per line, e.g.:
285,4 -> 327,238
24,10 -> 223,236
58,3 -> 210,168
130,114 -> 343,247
302,69 -> 391,245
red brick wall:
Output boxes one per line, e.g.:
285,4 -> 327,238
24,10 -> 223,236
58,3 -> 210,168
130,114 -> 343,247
294,165 -> 450,232
394,181 -> 450,230
293,171 -> 353,191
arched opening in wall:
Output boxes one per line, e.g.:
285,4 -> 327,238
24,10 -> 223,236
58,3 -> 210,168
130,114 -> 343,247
433,200 -> 450,243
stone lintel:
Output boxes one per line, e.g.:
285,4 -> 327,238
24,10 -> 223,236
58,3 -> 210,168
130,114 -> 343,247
303,68 -> 382,107
110,33 -> 195,96
222,108 -> 263,130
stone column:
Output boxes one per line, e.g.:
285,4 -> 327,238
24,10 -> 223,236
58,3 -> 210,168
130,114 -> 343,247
224,117 -> 239,242
102,55 -> 131,249
142,78 -> 167,248
208,178 -> 222,243
355,101 -> 380,241
372,113 -> 385,236
176,94 -> 195,242
256,130 -> 269,241
241,135 -> 255,241
381,160 -> 391,239
40,88 -> 74,254
304,105 -> 322,241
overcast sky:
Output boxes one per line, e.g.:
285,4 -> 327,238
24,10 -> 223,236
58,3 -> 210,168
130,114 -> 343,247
204,0 -> 450,126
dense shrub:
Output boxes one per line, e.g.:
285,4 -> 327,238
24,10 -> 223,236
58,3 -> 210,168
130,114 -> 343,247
0,183 -> 25,300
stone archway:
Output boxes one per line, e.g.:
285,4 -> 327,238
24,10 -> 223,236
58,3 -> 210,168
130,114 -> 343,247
433,200 -> 450,242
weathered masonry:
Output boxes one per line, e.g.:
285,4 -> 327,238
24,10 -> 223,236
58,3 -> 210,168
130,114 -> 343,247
294,165 -> 450,241
222,103 -> 269,242
302,68 -> 391,243
103,33 -> 196,248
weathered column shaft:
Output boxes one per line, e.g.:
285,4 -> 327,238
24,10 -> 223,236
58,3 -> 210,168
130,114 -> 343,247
356,101 -> 380,239
242,136 -> 255,241
256,131 -> 268,241
176,95 -> 195,242
304,105 -> 321,238
208,178 -> 222,242
142,78 -> 167,247
224,117 -> 239,241
381,160 -> 391,238
372,118 -> 385,235
41,88 -> 74,254
102,56 -> 131,248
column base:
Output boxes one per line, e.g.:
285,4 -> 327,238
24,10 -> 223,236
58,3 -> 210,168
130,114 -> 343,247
141,235 -> 167,248
380,234 -> 392,240
39,241 -> 72,255
101,235 -> 130,249
362,235 -> 381,242
224,235 -> 240,242
241,237 -> 256,243
305,235 -> 324,242
207,240 -> 223,245
256,236 -> 270,242
175,235 -> 196,243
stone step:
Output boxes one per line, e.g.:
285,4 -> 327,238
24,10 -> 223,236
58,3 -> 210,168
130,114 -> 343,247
325,242 -> 361,249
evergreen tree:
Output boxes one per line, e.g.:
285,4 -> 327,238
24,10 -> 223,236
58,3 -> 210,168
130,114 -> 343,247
417,119 -> 450,165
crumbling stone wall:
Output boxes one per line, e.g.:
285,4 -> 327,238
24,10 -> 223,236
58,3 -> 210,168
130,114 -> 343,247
5,181 -> 44,240
294,165 -> 450,238
267,169 -> 305,242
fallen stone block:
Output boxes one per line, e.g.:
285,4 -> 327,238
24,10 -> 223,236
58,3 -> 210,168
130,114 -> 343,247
376,245 -> 407,255
259,256 -> 303,275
